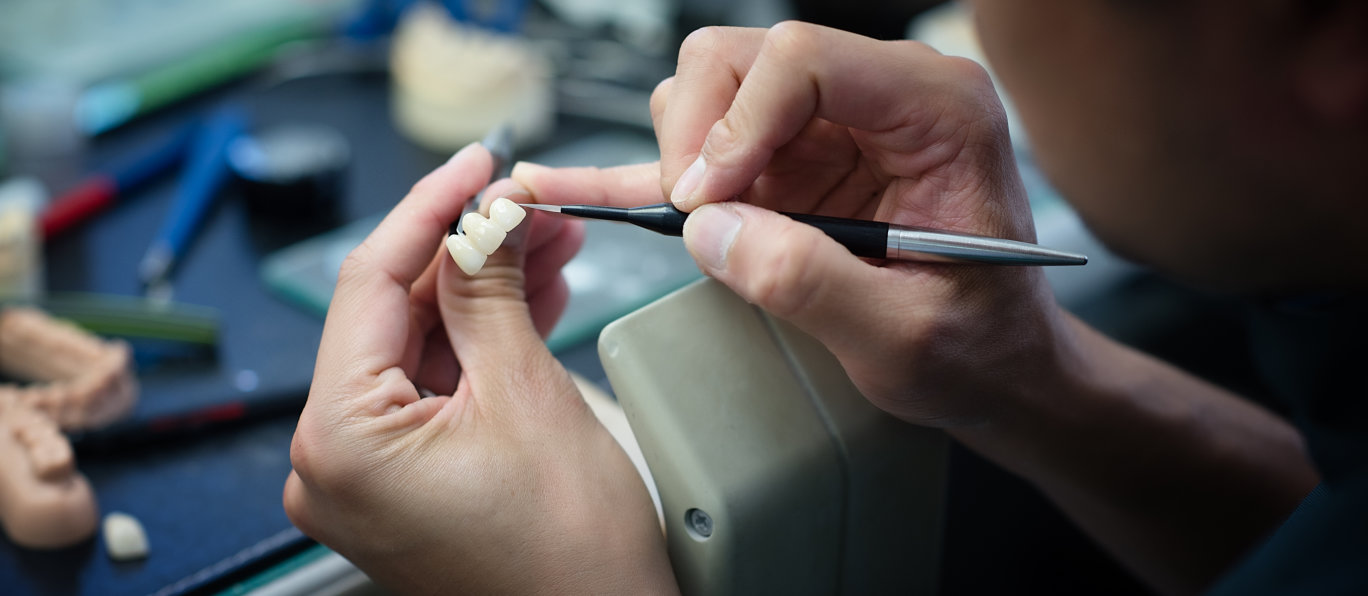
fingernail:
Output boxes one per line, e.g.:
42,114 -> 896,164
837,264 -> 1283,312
510,161 -> 547,180
447,141 -> 481,165
683,204 -> 740,271
671,155 -> 706,206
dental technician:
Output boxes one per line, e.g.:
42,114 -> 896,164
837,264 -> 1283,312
284,1 -> 1368,593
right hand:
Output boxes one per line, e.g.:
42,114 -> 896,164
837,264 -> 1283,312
515,23 -> 1072,429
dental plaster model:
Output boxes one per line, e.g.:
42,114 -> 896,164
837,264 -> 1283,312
0,307 -> 137,430
445,198 -> 526,276
0,392 -> 99,549
103,511 -> 150,561
390,4 -> 554,152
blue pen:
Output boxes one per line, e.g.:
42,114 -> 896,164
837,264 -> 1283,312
138,105 -> 248,287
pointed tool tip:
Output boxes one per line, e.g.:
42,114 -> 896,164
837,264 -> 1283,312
517,203 -> 561,212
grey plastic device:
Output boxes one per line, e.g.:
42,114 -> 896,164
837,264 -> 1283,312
599,278 -> 948,595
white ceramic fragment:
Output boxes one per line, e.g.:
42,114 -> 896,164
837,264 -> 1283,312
446,234 -> 486,276
103,511 -> 149,561
488,198 -> 526,232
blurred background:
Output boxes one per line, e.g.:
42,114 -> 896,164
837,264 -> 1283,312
0,1 -> 1277,594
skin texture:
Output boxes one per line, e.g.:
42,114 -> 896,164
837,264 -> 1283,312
509,12 -> 1365,594
0,394 -> 99,549
282,145 -> 678,594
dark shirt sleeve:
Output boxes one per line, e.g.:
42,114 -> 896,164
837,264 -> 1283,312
1208,295 -> 1368,594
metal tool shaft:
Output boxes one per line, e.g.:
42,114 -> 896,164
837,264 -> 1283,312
888,226 -> 1087,266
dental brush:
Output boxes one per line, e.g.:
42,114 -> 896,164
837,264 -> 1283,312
518,203 -> 1088,266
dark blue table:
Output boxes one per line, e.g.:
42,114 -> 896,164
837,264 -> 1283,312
0,72 -> 540,596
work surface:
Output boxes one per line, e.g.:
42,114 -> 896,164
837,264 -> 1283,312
1,66 -> 1246,596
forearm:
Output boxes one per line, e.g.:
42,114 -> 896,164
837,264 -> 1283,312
950,311 -> 1318,596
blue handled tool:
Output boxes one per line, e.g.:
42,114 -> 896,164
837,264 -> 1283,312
42,122 -> 196,239
138,105 -> 248,289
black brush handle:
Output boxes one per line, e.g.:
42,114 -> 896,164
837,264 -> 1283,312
781,211 -> 890,259
562,203 -> 889,258
561,203 -> 690,236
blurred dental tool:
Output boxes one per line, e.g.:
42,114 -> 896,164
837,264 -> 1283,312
75,18 -> 325,135
138,106 -> 248,290
41,123 -> 196,239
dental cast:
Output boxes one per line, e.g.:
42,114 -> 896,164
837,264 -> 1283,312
0,394 -> 99,549
445,198 -> 526,276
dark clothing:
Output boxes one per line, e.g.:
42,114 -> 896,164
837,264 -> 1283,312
1208,295 -> 1368,595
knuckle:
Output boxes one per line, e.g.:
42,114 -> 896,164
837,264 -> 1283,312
679,26 -> 726,63
701,115 -> 743,162
650,77 -> 672,127
282,479 -> 323,538
708,100 -> 780,165
337,244 -> 368,277
282,478 -> 313,533
336,242 -> 377,288
287,417 -> 325,484
763,21 -> 820,61
286,403 -> 358,493
943,56 -> 994,89
940,57 -> 1011,140
650,77 -> 672,112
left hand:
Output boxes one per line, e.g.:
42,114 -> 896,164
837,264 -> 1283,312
282,144 -> 677,594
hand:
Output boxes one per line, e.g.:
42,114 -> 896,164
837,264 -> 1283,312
514,23 -> 1069,429
515,25 -> 1322,594
283,144 -> 677,594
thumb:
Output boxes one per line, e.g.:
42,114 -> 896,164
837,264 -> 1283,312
436,184 -> 547,377
682,202 -> 899,357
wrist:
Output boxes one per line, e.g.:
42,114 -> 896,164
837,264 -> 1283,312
531,430 -> 679,595
945,307 -> 1106,479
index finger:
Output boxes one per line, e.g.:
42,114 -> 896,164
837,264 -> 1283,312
510,161 -> 663,208
659,27 -> 765,198
317,143 -> 492,389
675,23 -> 996,211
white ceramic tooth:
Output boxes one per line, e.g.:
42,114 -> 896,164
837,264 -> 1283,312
445,234 -> 486,275
103,512 -> 149,561
462,213 -> 506,255
489,197 -> 526,232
